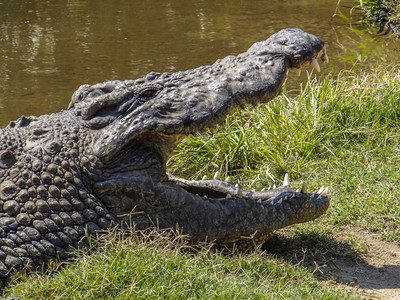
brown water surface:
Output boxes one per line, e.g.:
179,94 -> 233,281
0,0 -> 399,126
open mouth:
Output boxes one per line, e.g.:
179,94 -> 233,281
95,43 -> 330,205
88,29 -> 330,248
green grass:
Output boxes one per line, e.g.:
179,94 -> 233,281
3,66 -> 400,298
170,68 -> 400,178
3,229 -> 356,299
356,0 -> 400,26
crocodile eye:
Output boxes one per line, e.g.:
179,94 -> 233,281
138,87 -> 160,100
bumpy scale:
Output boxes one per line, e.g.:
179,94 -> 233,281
0,115 -> 116,287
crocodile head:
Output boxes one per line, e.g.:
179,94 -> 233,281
69,28 -> 329,249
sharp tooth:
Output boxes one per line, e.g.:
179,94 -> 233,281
286,69 -> 289,76
213,171 -> 221,180
252,189 -> 256,192
257,199 -> 262,204
321,187 -> 329,196
226,194 -> 231,199
295,68 -> 301,76
301,182 -> 307,194
317,186 -> 325,194
283,173 -> 290,187
311,58 -> 320,72
273,184 -> 276,189
296,188 -> 300,192
323,47 -> 329,63
261,187 -> 266,192
225,176 -> 232,183
202,175 -> 208,181
235,183 -> 240,188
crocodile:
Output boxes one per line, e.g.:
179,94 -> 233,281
0,28 -> 329,287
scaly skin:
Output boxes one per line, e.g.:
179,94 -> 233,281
0,28 -> 329,287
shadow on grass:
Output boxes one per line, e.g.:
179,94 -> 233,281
261,231 -> 400,291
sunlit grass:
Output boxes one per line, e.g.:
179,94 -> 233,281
169,67 -> 400,184
2,229 -> 357,299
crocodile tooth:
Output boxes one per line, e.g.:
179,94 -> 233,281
301,182 -> 307,194
296,188 -> 301,192
283,173 -> 290,187
273,184 -> 276,189
225,176 -> 232,183
321,186 -> 329,196
226,194 -> 231,199
257,199 -> 262,204
261,187 -> 266,192
213,171 -> 221,180
295,68 -> 301,76
252,189 -> 256,192
235,183 -> 240,188
311,58 -> 320,72
323,47 -> 329,63
317,186 -> 325,194
202,175 -> 208,180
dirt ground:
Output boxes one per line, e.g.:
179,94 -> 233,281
263,226 -> 400,299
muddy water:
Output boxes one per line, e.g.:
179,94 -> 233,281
0,0 -> 399,126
